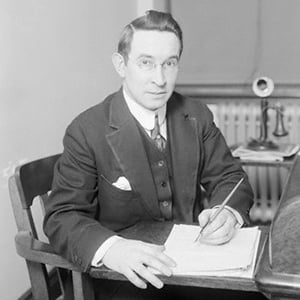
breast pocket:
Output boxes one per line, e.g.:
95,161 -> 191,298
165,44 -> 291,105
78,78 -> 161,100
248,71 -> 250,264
98,175 -> 144,229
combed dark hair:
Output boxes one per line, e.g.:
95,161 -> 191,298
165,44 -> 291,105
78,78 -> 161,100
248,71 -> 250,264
118,10 -> 183,62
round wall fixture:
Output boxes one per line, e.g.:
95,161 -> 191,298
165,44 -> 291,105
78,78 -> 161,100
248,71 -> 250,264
252,77 -> 274,98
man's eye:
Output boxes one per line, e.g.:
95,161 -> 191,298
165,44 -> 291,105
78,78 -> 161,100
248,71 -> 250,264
166,59 -> 178,67
137,59 -> 155,70
141,59 -> 151,65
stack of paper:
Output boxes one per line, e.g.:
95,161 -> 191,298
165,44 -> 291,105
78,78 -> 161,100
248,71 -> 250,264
164,224 -> 261,278
231,143 -> 299,162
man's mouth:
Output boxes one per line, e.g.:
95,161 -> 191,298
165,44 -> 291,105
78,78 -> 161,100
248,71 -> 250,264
148,91 -> 167,95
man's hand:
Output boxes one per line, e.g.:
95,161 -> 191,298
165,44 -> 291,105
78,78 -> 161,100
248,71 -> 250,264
102,239 -> 176,289
198,208 -> 238,245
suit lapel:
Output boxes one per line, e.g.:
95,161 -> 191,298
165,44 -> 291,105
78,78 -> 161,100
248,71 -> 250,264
106,90 -> 161,219
167,94 -> 199,219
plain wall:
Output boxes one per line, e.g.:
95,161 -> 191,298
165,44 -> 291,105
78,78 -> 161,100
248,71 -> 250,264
171,0 -> 300,84
0,1 -> 137,299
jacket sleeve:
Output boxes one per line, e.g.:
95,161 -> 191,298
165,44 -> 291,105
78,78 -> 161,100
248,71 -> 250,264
43,119 -> 115,272
197,104 -> 254,225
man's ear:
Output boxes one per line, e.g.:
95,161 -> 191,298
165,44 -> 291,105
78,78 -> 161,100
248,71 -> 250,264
112,52 -> 126,78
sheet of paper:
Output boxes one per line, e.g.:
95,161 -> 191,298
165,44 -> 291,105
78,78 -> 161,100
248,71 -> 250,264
231,143 -> 299,161
164,224 -> 261,278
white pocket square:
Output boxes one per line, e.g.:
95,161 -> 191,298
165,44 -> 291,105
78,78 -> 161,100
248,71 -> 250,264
112,176 -> 132,191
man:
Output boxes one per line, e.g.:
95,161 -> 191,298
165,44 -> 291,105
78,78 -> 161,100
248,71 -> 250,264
44,10 -> 254,299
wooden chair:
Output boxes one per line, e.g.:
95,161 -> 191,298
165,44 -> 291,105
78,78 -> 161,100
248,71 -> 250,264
8,154 -> 95,300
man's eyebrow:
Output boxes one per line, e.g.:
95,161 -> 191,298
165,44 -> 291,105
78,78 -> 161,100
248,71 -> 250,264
135,54 -> 154,60
168,55 -> 179,60
135,54 -> 179,60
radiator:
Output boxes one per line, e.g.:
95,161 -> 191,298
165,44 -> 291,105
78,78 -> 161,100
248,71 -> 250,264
208,100 -> 300,223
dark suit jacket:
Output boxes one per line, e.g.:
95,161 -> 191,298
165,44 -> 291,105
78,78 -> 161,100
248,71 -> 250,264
44,89 -> 253,272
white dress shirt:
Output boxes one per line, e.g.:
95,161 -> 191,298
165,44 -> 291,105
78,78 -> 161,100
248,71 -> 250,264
123,89 -> 167,139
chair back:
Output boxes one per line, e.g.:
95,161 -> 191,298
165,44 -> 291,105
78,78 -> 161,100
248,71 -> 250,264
9,154 -> 61,300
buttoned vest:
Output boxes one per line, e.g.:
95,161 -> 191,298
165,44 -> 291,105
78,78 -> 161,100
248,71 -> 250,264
136,123 -> 173,220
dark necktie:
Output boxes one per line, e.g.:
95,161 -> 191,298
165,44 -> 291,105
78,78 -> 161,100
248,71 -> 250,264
151,113 -> 166,151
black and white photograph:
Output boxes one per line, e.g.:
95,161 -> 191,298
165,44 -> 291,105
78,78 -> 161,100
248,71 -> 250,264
1,1 -> 300,299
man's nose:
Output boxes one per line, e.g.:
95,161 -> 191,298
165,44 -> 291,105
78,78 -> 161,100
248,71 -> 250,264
152,65 -> 166,86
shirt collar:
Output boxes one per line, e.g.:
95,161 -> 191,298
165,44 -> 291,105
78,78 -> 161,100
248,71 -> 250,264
123,88 -> 166,131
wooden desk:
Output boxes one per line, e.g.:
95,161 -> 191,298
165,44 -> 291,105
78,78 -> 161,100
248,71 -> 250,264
88,157 -> 299,298
255,155 -> 300,300
89,221 -> 268,293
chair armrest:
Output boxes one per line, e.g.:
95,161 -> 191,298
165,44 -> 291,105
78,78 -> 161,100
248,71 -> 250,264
15,231 -> 81,271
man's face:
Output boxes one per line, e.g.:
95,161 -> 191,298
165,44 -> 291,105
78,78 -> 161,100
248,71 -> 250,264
121,30 -> 180,111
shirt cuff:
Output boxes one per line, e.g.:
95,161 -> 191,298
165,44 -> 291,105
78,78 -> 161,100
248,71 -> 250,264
213,205 -> 244,228
91,235 -> 123,267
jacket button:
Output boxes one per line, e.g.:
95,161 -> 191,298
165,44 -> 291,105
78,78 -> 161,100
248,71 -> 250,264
158,160 -> 164,167
162,201 -> 169,207
161,181 -> 167,187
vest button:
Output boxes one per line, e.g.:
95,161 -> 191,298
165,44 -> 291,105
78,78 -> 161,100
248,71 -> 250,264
161,181 -> 167,187
158,160 -> 164,167
162,201 -> 169,207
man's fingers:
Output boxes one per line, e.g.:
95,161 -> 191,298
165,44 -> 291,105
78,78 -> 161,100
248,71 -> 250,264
121,257 -> 165,289
123,268 -> 147,289
156,251 -> 177,269
201,228 -> 235,245
143,254 -> 172,277
201,218 -> 236,244
103,239 -> 176,289
198,209 -> 211,228
143,243 -> 177,269
199,208 -> 237,239
201,214 -> 226,237
133,264 -> 164,289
